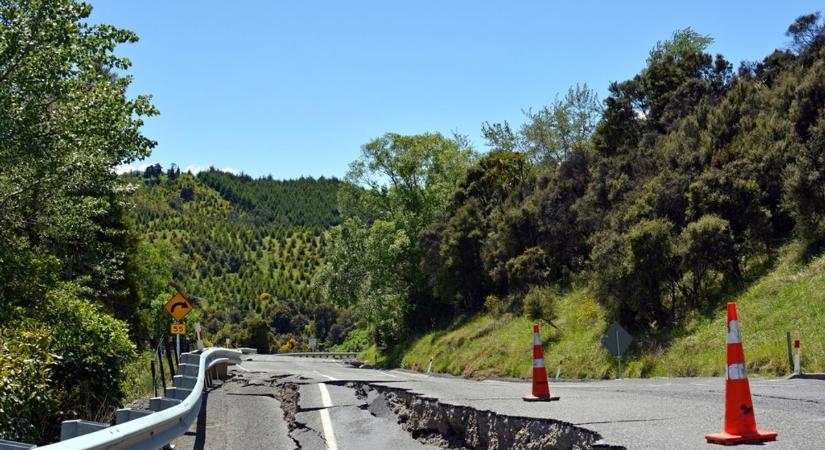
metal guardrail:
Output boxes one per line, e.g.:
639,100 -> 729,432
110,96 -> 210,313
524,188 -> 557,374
19,347 -> 241,450
279,351 -> 359,359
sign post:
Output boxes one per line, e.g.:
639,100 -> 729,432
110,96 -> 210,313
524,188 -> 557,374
602,322 -> 633,379
195,322 -> 204,351
164,293 -> 193,359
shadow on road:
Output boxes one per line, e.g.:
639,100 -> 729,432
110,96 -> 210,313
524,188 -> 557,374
191,387 -> 211,450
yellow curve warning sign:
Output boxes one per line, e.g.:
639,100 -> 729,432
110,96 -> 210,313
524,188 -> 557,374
164,293 -> 193,321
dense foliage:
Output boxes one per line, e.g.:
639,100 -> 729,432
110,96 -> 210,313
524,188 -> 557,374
198,169 -> 341,227
319,15 -> 825,351
0,0 -> 154,442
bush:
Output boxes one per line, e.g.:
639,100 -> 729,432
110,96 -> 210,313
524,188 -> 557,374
43,284 -> 136,424
0,325 -> 56,444
331,327 -> 371,352
524,286 -> 559,325
0,283 -> 135,444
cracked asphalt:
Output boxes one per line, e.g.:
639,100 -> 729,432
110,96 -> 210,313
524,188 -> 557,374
173,354 -> 825,450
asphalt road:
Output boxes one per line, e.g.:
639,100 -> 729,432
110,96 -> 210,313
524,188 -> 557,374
174,354 -> 825,450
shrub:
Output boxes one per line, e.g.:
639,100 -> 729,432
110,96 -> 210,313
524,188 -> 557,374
484,294 -> 508,317
0,325 -> 56,443
524,286 -> 560,325
331,328 -> 370,352
43,284 -> 136,426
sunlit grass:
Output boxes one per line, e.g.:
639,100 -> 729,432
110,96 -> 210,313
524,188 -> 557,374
387,243 -> 825,379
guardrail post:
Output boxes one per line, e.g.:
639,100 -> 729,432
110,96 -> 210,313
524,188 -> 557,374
115,408 -> 154,424
60,420 -> 109,441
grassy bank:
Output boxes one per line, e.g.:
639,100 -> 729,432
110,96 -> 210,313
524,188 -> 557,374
381,244 -> 825,379
122,351 -> 157,404
651,245 -> 825,377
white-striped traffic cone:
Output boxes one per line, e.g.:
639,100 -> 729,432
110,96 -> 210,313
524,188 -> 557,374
523,324 -> 559,402
705,303 -> 777,445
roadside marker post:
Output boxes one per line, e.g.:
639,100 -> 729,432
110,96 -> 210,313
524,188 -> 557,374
793,334 -> 801,375
705,302 -> 778,445
195,322 -> 204,351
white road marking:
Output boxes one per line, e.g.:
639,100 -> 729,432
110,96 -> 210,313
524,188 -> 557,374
380,371 -> 399,378
318,383 -> 339,450
393,370 -> 428,379
314,370 -> 337,381
235,364 -> 251,372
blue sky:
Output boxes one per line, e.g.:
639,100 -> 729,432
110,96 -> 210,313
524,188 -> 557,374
93,1 -> 821,179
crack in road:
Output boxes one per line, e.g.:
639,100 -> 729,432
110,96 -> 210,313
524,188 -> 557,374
271,377 -> 620,449
574,417 -> 673,426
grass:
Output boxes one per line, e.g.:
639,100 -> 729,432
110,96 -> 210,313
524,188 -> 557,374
384,242 -> 825,380
121,350 -> 158,405
398,290 -> 615,379
651,243 -> 825,377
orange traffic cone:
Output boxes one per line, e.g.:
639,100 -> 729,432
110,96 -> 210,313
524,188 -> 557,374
705,303 -> 777,445
523,324 -> 559,402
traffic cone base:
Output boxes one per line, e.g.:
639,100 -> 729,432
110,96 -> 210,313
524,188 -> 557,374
705,430 -> 778,445
522,394 -> 560,402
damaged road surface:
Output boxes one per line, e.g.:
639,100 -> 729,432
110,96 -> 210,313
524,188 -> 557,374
280,380 -> 438,450
172,372 -> 293,450
173,365 -> 438,450
175,354 -> 825,450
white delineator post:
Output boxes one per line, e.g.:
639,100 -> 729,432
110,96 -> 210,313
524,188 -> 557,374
793,334 -> 801,374
195,322 -> 204,351
426,356 -> 433,376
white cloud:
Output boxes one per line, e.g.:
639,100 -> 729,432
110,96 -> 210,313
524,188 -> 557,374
114,162 -> 152,174
182,164 -> 206,174
182,165 -> 237,174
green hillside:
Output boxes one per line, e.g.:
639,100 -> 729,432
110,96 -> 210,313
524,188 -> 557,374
129,169 -> 355,352
197,169 -> 341,227
396,243 -> 825,379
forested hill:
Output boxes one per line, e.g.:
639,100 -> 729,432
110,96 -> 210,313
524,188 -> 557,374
197,169 -> 341,227
128,169 -> 356,353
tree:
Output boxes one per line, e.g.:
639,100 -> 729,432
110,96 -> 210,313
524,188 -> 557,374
423,151 -> 531,314
0,1 -> 156,441
332,133 -> 475,337
591,219 -> 678,332
338,132 -> 475,234
786,12 -> 825,55
784,118 -> 825,245
521,84 -> 601,164
483,85 -> 601,165
678,215 -> 737,311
